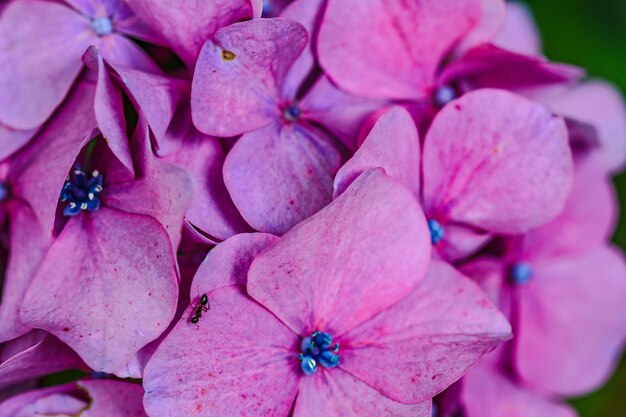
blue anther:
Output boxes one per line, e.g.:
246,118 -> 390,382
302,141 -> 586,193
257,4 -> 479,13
427,219 -> 445,245
509,262 -> 533,286
92,17 -> 113,36
432,85 -> 457,109
60,167 -> 103,216
299,331 -> 340,375
431,403 -> 438,417
0,182 -> 10,203
262,0 -> 272,16
284,103 -> 301,121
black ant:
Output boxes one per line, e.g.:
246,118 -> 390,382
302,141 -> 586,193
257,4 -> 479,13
190,293 -> 209,329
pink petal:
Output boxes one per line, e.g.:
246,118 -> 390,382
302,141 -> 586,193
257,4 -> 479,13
301,76 -> 388,150
456,0 -> 507,52
223,123 -> 340,235
0,124 -> 37,162
0,384 -> 86,417
143,286 -> 298,417
0,208 -> 49,342
493,2 -> 541,55
20,208 -> 178,377
191,18 -> 308,137
0,331 -> 85,391
462,363 -> 577,417
515,245 -> 626,396
124,0 -> 257,65
0,0 -> 93,129
295,370 -> 431,417
318,0 -> 481,99
439,44 -> 583,91
163,129 -> 249,241
99,33 -> 161,73
247,169 -> 431,336
423,89 -> 573,234
190,233 -> 278,295
10,80 -> 96,237
339,260 -> 511,403
334,106 -> 420,198
79,380 -> 147,417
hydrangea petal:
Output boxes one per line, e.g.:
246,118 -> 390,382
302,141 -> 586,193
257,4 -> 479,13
456,0 -> 507,52
124,0 -> 258,65
295,370 -> 431,417
190,233 -> 278,294
223,123 -> 340,235
0,385 -> 86,417
339,260 -> 511,403
143,286 -> 298,417
0,0 -> 92,129
493,2 -> 541,55
191,18 -> 308,137
462,363 -> 577,417
20,208 -> 178,376
516,246 -> 626,396
334,106 -> 420,198
318,0 -> 481,99
79,380 -> 147,417
423,89 -> 573,234
247,169 -> 431,336
0,125 -> 37,162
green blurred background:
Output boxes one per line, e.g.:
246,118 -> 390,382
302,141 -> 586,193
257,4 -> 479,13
522,0 -> 626,415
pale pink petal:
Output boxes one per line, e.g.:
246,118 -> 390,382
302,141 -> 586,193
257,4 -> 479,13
0,125 -> 37,162
493,2 -> 542,55
0,385 -> 85,417
334,106 -> 420,198
191,18 -> 308,137
0,0 -> 93,129
124,0 -> 257,65
339,260 -> 511,403
462,363 -> 577,417
143,286 -> 298,417
456,0 -> 507,52
79,380 -> 147,417
99,34 -> 161,73
516,246 -> 626,396
247,169 -> 431,336
223,123 -> 340,235
190,233 -> 278,295
20,208 -> 178,377
423,89 -> 573,234
295,370 -> 431,417
318,0 -> 481,99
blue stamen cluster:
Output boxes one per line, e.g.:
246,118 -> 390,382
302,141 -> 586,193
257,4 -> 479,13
92,17 -> 113,37
432,84 -> 458,108
427,219 -> 445,245
299,331 -> 340,376
284,103 -> 301,122
60,167 -> 103,216
509,262 -> 533,286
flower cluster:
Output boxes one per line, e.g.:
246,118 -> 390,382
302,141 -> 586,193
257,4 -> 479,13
0,0 -> 625,416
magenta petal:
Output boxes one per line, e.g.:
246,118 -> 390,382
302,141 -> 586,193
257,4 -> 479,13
462,363 -> 577,417
223,124 -> 340,234
0,331 -> 85,392
125,0 -> 257,65
11,81 -> 96,237
334,106 -> 420,198
143,286 -> 298,417
163,132 -> 249,241
318,0 -> 481,99
0,124 -> 38,162
0,0 -> 93,129
20,209 -> 178,376
0,384 -> 86,417
515,245 -> 626,396
191,18 -> 308,137
493,2 -> 541,55
99,33 -> 160,73
423,89 -> 573,234
439,44 -> 583,91
247,169 -> 431,335
191,233 -> 278,294
0,208 -> 49,342
295,370 -> 431,417
79,380 -> 147,417
340,260 -> 511,403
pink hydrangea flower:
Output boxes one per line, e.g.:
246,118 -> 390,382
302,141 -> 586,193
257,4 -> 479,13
143,170 -> 511,417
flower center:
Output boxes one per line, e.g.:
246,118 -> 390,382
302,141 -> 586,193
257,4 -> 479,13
283,103 -> 301,122
0,182 -> 10,203
432,85 -> 458,109
262,0 -> 272,16
509,262 -> 533,286
427,219 -> 445,245
299,331 -> 340,375
92,17 -> 113,36
60,167 -> 103,216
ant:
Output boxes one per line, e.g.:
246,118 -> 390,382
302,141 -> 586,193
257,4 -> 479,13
190,293 -> 210,329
